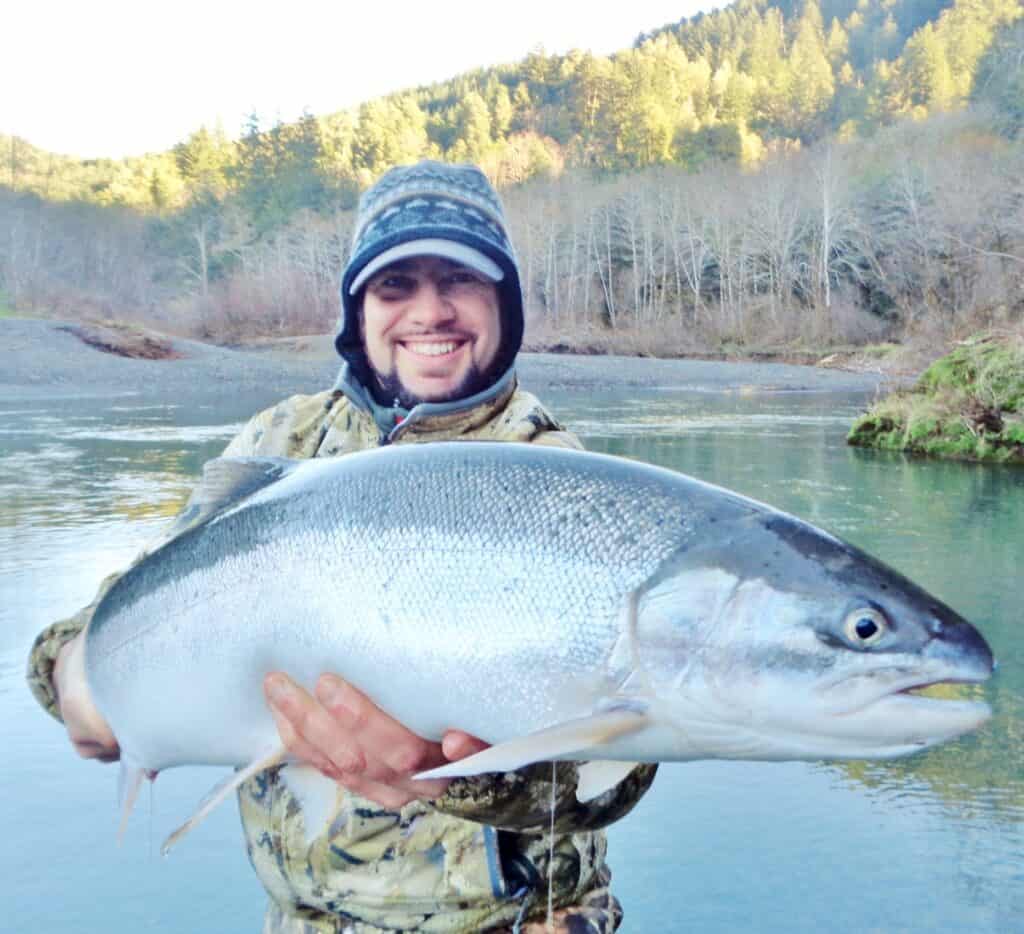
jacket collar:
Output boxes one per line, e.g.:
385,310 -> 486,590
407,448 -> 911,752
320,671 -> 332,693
332,363 -> 518,443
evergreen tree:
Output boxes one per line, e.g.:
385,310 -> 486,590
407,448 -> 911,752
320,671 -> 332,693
786,0 -> 837,135
449,91 -> 493,162
351,96 -> 429,176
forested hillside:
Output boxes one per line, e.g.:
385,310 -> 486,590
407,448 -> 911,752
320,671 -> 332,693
1,0 -> 1021,352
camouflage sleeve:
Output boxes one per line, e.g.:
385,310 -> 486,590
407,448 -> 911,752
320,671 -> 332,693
26,570 -> 124,722
430,761 -> 658,835
222,406 -> 277,457
222,392 -> 336,459
531,429 -> 584,451
494,863 -> 623,934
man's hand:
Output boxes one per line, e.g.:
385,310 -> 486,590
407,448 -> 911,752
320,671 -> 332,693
265,672 -> 488,810
54,631 -> 120,762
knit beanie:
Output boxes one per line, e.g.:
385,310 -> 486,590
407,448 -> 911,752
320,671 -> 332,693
336,160 -> 524,388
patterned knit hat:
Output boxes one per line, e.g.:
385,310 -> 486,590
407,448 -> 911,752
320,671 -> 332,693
336,160 -> 524,384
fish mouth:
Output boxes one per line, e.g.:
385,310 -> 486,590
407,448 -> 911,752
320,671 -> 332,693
833,674 -> 992,751
810,660 -> 993,757
886,676 -> 992,719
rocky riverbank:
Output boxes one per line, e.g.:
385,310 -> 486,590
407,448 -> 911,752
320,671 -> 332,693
1,318 -> 890,407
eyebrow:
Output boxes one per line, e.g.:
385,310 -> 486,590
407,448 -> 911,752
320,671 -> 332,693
373,259 -> 417,275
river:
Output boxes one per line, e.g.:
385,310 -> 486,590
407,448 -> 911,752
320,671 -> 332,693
2,377 -> 1021,933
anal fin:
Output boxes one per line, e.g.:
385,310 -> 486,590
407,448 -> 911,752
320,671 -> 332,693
161,745 -> 286,855
280,764 -> 342,848
414,708 -> 649,781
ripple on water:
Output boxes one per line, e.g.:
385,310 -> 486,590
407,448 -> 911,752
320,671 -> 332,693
568,412 -> 856,437
53,423 -> 244,443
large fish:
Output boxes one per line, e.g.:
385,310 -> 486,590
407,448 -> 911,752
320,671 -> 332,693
85,442 -> 994,849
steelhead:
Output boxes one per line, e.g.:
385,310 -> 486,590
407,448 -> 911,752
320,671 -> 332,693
84,442 -> 994,847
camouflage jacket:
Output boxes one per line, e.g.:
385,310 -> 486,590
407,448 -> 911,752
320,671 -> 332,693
28,369 -> 657,933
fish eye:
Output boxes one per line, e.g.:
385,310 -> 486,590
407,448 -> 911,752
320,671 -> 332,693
843,607 -> 889,647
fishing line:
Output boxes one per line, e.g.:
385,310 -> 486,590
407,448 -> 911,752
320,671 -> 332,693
547,761 -> 556,931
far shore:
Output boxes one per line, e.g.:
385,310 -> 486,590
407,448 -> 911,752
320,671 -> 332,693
1,318 -> 895,409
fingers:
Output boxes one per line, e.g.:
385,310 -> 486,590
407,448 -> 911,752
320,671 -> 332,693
314,675 -> 443,777
441,730 -> 489,762
264,672 -> 451,807
266,675 -> 365,775
68,736 -> 121,762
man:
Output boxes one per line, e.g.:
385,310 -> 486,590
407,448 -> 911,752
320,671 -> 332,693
28,160 -> 656,933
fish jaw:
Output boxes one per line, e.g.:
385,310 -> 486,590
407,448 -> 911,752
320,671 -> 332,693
644,647 -> 993,762
640,666 -> 992,764
826,690 -> 992,758
804,654 -> 994,758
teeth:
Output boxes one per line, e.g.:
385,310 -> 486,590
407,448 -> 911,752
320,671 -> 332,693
404,341 -> 459,356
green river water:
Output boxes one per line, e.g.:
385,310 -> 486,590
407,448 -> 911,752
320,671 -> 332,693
1,380 -> 1021,932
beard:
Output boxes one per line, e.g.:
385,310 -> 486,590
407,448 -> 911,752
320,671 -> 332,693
372,359 -> 494,410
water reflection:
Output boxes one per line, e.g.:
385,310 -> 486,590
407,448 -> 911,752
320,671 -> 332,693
3,386 -> 1022,934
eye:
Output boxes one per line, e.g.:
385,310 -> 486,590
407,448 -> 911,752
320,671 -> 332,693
370,274 -> 416,296
440,269 -> 484,289
843,607 -> 889,647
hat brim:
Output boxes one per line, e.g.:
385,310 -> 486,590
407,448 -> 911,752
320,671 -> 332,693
348,239 -> 504,295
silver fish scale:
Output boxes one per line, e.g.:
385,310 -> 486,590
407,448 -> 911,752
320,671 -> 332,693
88,443 -> 751,766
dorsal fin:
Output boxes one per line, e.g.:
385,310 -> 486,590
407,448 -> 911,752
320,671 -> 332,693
166,457 -> 298,539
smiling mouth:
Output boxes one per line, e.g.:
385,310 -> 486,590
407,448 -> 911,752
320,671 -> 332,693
399,339 -> 465,358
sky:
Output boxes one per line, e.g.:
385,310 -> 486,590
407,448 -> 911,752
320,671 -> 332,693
3,1 -> 722,160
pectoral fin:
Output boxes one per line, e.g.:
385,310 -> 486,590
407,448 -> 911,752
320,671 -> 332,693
414,708 -> 649,781
161,745 -> 286,856
576,761 -> 642,803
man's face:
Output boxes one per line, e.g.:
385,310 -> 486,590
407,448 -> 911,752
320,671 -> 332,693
361,255 -> 502,407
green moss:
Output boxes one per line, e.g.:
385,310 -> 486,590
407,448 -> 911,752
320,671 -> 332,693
861,342 -> 900,359
905,414 -> 940,443
1004,421 -> 1024,445
920,335 -> 1024,412
848,333 -> 1024,465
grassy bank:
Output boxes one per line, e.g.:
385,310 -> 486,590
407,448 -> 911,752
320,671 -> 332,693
848,333 -> 1024,463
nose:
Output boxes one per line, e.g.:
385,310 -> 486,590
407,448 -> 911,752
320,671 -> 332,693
408,281 -> 455,329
